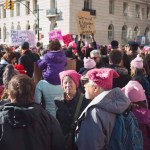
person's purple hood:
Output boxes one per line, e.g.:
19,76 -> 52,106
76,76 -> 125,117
37,50 -> 67,85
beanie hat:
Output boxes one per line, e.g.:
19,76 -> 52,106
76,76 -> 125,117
84,57 -> 96,69
22,42 -> 29,50
59,70 -> 81,88
86,68 -> 119,90
130,54 -> 143,69
122,80 -> 147,103
14,64 -> 27,74
68,41 -> 76,49
144,46 -> 150,52
111,40 -> 119,49
128,41 -> 139,52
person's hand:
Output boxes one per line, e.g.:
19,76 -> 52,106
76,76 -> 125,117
91,33 -> 94,38
79,34 -> 82,40
91,32 -> 95,41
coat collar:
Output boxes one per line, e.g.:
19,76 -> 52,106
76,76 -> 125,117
78,90 -> 111,119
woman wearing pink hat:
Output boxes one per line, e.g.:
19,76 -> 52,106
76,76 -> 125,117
122,80 -> 150,150
130,54 -> 150,108
55,70 -> 90,150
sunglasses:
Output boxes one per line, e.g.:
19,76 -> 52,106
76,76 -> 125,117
91,57 -> 97,60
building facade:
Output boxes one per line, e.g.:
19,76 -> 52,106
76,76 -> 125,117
0,0 -> 150,46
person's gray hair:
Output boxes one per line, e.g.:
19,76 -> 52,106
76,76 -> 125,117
90,49 -> 101,57
88,80 -> 105,91
3,64 -> 19,88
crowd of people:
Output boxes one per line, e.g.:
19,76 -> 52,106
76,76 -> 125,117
0,34 -> 150,150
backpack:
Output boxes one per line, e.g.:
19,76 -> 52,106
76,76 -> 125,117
133,108 -> 150,150
106,110 -> 143,150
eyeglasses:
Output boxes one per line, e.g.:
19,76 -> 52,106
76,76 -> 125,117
80,79 -> 89,86
91,57 -> 97,60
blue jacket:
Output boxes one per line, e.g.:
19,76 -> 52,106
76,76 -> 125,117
37,50 -> 67,85
34,80 -> 64,118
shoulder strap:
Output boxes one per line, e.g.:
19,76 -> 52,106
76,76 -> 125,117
73,93 -> 84,123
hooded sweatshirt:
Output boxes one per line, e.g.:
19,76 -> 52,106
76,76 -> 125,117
76,88 -> 130,150
0,103 -> 65,150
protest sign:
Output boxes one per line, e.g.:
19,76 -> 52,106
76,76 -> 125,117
11,30 -> 35,47
76,11 -> 96,34
49,30 -> 62,41
62,34 -> 72,46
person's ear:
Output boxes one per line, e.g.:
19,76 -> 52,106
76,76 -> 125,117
93,85 -> 100,93
109,57 -> 112,64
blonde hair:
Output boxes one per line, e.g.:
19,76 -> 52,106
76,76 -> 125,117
131,67 -> 146,77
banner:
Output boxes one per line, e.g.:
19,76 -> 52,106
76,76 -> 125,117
11,30 -> 35,47
49,29 -> 62,41
76,11 -> 96,34
62,34 -> 72,46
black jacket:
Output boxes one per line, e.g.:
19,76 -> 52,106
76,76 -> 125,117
18,50 -> 39,77
0,103 -> 65,150
55,91 -> 90,136
108,64 -> 131,88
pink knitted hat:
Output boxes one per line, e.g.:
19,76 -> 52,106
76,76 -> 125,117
86,68 -> 119,90
68,41 -> 76,49
59,70 -> 81,88
122,80 -> 147,103
84,57 -> 96,69
130,54 -> 143,69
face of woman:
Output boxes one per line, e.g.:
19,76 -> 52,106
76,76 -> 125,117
62,76 -> 77,95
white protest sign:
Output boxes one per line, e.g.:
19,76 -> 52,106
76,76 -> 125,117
141,36 -> 146,45
11,30 -> 35,47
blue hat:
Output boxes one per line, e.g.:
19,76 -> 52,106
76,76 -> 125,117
22,42 -> 29,50
128,41 -> 139,52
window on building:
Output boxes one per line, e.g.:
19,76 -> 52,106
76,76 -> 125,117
17,22 -> 21,30
17,25 -> 21,30
142,8 -> 145,19
109,0 -> 114,14
33,0 -> 38,13
11,23 -> 14,31
10,10 -> 14,17
3,6 -> 6,18
134,26 -> 139,38
3,26 -> 6,42
26,1 -> 30,15
26,24 -> 30,30
123,2 -> 128,16
136,5 -> 140,18
84,0 -> 92,10
0,28 -> 1,39
16,3 -> 20,16
122,25 -> 127,43
108,24 -> 114,41
147,7 -> 150,19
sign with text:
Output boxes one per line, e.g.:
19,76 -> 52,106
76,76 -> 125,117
49,30 -> 62,41
11,30 -> 35,47
76,11 -> 96,34
62,34 -> 72,46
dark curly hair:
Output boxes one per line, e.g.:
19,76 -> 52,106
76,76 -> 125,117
8,74 -> 35,105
